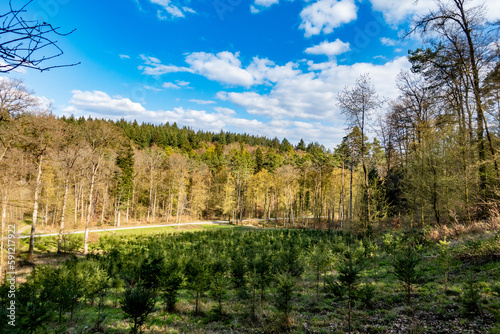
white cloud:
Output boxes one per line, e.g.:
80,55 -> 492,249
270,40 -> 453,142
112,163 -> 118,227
0,59 -> 26,74
182,7 -> 197,14
246,58 -> 300,84
36,96 -> 55,111
144,85 -> 163,91
139,55 -> 192,75
119,54 -> 130,59
300,0 -> 357,37
185,52 -> 255,86
217,56 -> 411,124
134,49 -> 412,146
190,99 -> 216,104
305,39 -> 351,56
251,0 -> 280,13
140,53 -> 298,87
162,82 -> 180,89
369,0 -> 500,25
255,0 -> 279,7
214,106 -> 236,115
380,37 -> 397,46
65,90 -> 147,116
217,91 -> 290,118
149,0 -> 195,19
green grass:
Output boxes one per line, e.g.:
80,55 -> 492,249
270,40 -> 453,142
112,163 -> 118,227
20,223 -> 246,255
20,222 -> 237,236
10,228 -> 500,333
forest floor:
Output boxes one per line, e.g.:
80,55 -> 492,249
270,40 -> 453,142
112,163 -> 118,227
9,221 -> 500,333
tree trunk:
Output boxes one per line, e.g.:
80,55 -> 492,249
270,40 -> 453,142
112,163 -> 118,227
58,179 -> 70,254
301,168 -> 306,226
341,160 -> 345,229
100,184 -> 108,226
274,191 -> 278,228
236,173 -> 241,225
28,155 -> 43,261
74,181 -> 78,228
1,190 -> 7,279
152,187 -> 157,224
349,149 -> 354,231
126,199 -> 130,224
147,167 -> 153,221
84,167 -> 97,255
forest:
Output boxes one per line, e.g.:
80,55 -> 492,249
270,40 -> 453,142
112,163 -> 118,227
0,0 -> 500,332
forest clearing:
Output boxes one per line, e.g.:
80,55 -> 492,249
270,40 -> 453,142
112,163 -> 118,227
2,0 -> 500,332
2,223 -> 500,333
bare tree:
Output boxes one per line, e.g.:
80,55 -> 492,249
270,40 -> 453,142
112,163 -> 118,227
53,121 -> 83,253
22,113 -> 56,260
81,119 -> 118,254
0,78 -> 39,162
0,0 -> 79,72
337,74 -> 380,231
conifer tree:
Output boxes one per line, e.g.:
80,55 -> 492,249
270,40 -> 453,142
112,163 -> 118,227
121,286 -> 156,334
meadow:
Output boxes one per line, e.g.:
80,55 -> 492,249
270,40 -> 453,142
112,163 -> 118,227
3,224 -> 500,333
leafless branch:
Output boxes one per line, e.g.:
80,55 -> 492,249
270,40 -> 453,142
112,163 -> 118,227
0,0 -> 80,72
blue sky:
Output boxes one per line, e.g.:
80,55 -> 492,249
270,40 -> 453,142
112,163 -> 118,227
2,0 -> 499,149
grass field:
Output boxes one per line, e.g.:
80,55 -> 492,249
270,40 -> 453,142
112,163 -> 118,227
7,225 -> 500,334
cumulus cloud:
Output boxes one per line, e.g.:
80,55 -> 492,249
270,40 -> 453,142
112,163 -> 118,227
251,0 -> 280,13
369,0 -> 500,25
300,0 -> 357,37
135,49 -> 413,146
139,55 -> 192,75
185,52 -> 255,87
149,0 -> 195,19
246,58 -> 300,84
217,56 -> 411,123
162,82 -> 181,89
380,37 -> 398,46
140,52 -> 300,87
64,90 -> 147,116
214,106 -> 236,115
305,39 -> 351,56
190,99 -> 216,104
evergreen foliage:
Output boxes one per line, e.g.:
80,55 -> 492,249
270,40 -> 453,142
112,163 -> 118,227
392,246 -> 423,303
121,285 -> 156,334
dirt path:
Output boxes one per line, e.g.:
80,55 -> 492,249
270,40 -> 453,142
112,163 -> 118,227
17,220 -> 232,239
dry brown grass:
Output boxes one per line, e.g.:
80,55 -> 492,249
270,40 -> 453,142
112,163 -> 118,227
426,220 -> 499,241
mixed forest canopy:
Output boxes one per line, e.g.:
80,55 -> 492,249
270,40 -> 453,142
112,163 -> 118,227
0,0 -> 499,266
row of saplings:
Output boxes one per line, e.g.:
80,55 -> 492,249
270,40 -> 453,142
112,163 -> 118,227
0,229 -> 495,333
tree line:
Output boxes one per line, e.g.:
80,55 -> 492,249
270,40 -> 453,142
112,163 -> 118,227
1,0 -> 499,273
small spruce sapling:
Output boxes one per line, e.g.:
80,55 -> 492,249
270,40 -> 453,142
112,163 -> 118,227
392,246 -> 423,303
121,285 -> 156,334
437,237 -> 452,293
460,271 -> 482,317
308,242 -> 331,297
159,259 -> 184,313
274,271 -> 296,321
185,257 -> 209,314
17,275 -> 53,334
337,249 -> 363,334
230,250 -> 247,298
209,256 -> 229,316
